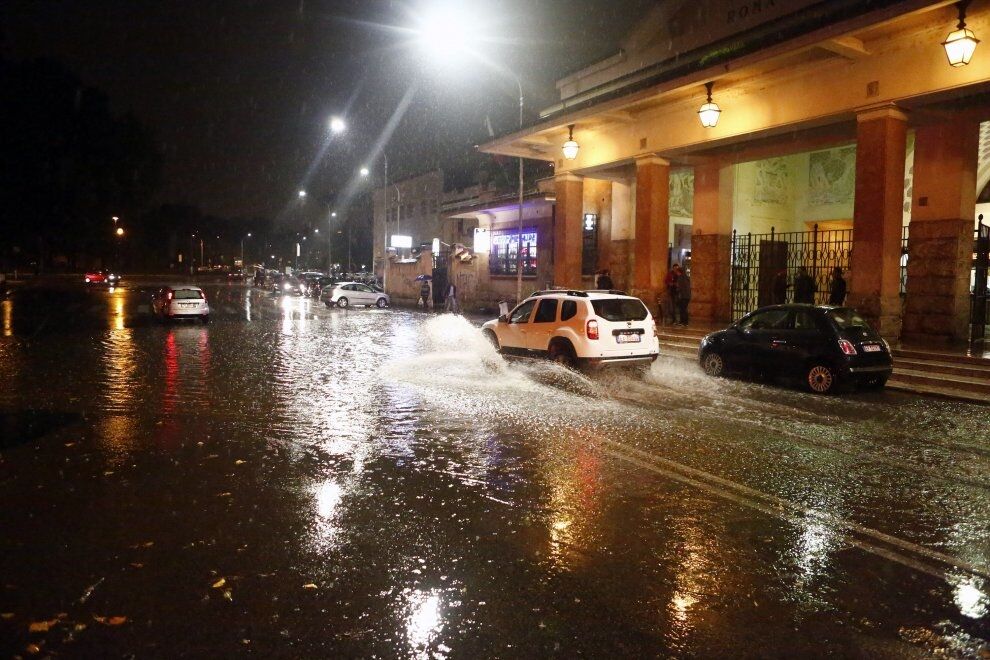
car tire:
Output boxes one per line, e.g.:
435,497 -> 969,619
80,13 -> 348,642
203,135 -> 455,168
701,351 -> 725,377
860,375 -> 888,391
201,315 -> 210,324
324,300 -> 333,308
806,363 -> 837,394
337,297 -> 349,309
548,340 -> 575,368
483,329 -> 500,352
376,297 -> 387,308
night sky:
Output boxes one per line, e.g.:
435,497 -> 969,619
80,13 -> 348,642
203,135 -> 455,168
3,1 -> 652,220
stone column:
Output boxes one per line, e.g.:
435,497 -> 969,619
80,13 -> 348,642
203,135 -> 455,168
632,155 -> 670,311
848,106 -> 908,339
689,160 -> 733,325
553,173 -> 584,289
903,120 -> 980,344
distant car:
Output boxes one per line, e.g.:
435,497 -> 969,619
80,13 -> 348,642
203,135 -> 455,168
698,304 -> 893,394
84,270 -> 120,285
151,285 -> 210,323
321,282 -> 390,308
311,275 -> 337,299
296,272 -> 325,296
481,289 -> 660,368
227,268 -> 244,280
274,276 -> 304,296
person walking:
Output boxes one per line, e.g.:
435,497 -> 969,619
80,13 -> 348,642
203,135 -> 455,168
664,264 -> 680,325
793,266 -> 816,304
676,266 -> 691,326
444,282 -> 459,313
829,267 -> 847,305
596,269 -> 614,290
419,279 -> 431,310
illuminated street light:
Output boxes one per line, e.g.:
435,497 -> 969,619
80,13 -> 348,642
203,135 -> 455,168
698,81 -> 722,128
115,227 -> 125,237
943,1 -> 979,66
562,124 -> 579,160
298,189 -> 307,198
329,116 -> 346,134
359,167 -> 370,177
331,211 -> 337,218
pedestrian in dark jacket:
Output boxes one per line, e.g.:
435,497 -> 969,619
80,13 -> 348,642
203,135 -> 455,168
419,280 -> 431,309
676,267 -> 691,325
772,269 -> 788,305
664,264 -> 680,324
829,267 -> 847,305
794,266 -> 816,304
596,270 -> 614,290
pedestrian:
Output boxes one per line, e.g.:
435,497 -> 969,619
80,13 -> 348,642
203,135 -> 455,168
772,269 -> 788,305
829,266 -> 847,305
676,266 -> 691,326
664,263 -> 680,325
444,281 -> 459,313
596,269 -> 614,290
419,279 -> 431,309
793,266 -> 816,304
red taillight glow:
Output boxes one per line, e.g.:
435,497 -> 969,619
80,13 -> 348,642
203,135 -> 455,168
199,290 -> 207,300
586,319 -> 599,340
838,339 -> 857,355
166,291 -> 173,301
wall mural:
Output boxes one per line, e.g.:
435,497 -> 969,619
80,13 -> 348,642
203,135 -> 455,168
753,158 -> 789,207
669,169 -> 695,217
808,145 -> 856,206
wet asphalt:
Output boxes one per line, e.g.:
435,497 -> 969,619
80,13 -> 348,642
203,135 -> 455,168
0,279 -> 988,658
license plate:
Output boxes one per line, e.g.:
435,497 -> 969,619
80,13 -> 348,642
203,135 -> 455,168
180,303 -> 194,308
862,344 -> 881,352
616,333 -> 641,344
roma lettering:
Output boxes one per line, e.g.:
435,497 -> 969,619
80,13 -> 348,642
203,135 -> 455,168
727,0 -> 777,24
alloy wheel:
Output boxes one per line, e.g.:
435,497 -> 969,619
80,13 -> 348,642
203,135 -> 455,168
807,365 -> 835,393
702,352 -> 724,377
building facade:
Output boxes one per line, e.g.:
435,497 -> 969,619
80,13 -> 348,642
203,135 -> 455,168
372,170 -> 444,278
481,0 -> 990,344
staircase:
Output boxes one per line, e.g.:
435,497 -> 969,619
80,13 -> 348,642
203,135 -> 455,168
656,325 -> 990,404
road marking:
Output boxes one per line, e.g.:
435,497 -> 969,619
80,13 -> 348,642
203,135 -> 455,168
600,437 -> 990,583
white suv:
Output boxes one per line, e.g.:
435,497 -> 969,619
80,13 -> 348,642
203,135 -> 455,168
482,290 -> 660,367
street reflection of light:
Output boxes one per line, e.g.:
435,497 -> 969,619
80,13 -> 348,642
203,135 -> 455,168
951,575 -> 988,618
244,290 -> 252,321
315,480 -> 342,518
670,592 -> 698,623
110,288 -> 126,330
406,590 -> 444,658
2,299 -> 12,337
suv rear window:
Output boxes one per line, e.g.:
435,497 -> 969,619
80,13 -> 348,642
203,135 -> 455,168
591,298 -> 648,322
173,289 -> 203,300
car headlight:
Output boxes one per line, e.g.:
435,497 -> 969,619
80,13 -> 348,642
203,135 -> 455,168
109,273 -> 117,279
283,282 -> 291,290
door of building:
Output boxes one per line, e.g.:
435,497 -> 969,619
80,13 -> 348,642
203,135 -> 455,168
972,221 -> 989,343
758,240 -> 788,308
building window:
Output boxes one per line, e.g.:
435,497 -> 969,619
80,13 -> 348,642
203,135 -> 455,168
489,226 -> 537,277
582,213 -> 598,277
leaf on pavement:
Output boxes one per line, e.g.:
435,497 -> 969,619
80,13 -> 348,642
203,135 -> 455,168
235,460 -> 246,465
212,578 -> 226,588
29,620 -> 56,632
25,643 -> 41,654
223,589 -> 233,602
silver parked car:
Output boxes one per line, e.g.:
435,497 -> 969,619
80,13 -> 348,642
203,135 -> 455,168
321,282 -> 390,309
151,285 -> 211,323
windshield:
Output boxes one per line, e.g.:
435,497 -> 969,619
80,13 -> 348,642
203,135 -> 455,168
828,308 -> 871,330
591,298 -> 648,322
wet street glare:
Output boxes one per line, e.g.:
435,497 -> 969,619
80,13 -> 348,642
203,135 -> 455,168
1,280 -> 988,658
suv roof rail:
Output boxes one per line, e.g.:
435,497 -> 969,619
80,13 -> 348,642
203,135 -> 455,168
530,289 -> 589,298
585,289 -> 628,296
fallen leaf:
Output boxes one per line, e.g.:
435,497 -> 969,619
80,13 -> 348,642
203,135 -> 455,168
212,578 -> 226,589
223,589 -> 233,602
107,616 -> 127,626
28,620 -> 56,633
142,541 -> 154,548
302,583 -> 318,590
74,623 -> 87,632
64,442 -> 75,448
217,492 -> 232,497
1,612 -> 13,619
93,615 -> 106,624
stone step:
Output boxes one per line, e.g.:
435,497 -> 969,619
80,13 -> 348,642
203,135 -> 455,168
893,358 -> 990,380
892,348 -> 990,367
888,367 -> 990,397
886,377 -> 989,404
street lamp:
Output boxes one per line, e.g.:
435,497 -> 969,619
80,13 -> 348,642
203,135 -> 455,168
359,167 -> 370,177
329,116 -> 346,134
298,189 -> 307,198
698,81 -> 722,128
411,8 -> 527,302
943,1 -> 980,67
115,227 -> 124,237
241,232 -> 252,265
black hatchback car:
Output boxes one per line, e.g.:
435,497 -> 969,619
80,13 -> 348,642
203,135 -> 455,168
698,305 -> 893,394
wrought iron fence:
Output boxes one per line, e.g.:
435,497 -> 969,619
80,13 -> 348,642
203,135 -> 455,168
973,222 -> 989,342
730,225 -> 853,321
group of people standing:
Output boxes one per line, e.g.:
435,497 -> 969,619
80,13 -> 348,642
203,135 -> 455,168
419,279 -> 460,313
772,266 -> 847,306
663,263 -> 692,326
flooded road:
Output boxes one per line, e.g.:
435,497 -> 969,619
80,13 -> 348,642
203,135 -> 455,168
1,280 -> 988,657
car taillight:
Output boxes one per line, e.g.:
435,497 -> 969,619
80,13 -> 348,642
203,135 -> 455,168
199,291 -> 207,300
166,291 -> 173,301
586,319 -> 599,340
838,339 -> 857,355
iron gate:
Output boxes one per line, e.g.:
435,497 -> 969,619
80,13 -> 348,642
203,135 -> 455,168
730,225 -> 853,321
972,222 -> 989,342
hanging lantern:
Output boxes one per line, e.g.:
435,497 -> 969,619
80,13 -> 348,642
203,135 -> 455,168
562,124 -> 579,160
698,81 -> 721,128
943,1 -> 979,67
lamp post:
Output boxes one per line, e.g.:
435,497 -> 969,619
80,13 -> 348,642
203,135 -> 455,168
241,232 -> 252,265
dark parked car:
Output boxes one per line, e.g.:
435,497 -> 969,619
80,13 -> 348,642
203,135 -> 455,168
698,304 -> 893,394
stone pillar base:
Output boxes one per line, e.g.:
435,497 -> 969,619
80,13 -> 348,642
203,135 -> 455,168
902,218 -> 973,344
630,287 -> 662,319
845,291 -> 903,340
688,233 -> 732,325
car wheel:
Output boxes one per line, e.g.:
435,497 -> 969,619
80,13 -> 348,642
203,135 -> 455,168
483,329 -> 500,352
548,341 -> 575,368
806,363 -> 837,394
201,315 -> 210,324
860,375 -> 888,391
337,297 -> 349,308
376,297 -> 387,308
701,351 -> 725,377
324,300 -> 333,308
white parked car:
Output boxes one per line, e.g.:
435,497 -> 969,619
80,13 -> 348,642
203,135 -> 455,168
321,282 -> 390,309
151,285 -> 210,323
482,289 -> 660,367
